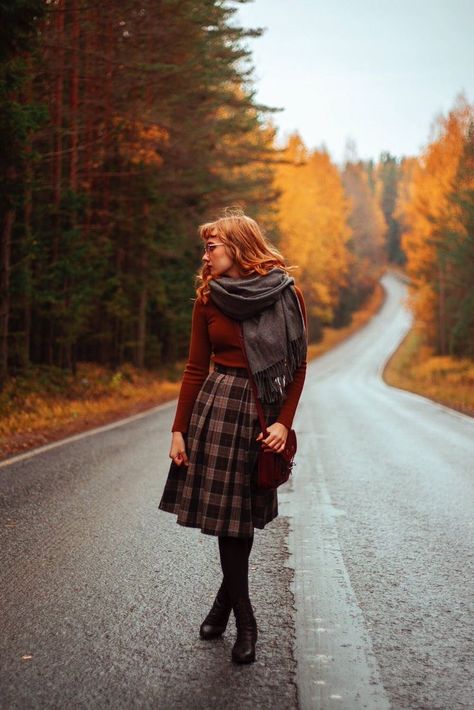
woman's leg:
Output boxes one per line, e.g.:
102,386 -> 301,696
218,533 -> 253,594
218,535 -> 257,664
218,536 -> 251,603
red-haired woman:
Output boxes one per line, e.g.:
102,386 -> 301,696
159,210 -> 307,664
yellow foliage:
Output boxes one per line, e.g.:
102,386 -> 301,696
395,96 -> 473,342
383,323 -> 474,416
413,355 -> 474,383
275,133 -> 352,322
0,362 -> 181,458
114,117 -> 169,167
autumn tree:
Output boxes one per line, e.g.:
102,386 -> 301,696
396,95 -> 472,354
438,119 -> 474,357
339,159 -> 387,323
376,152 -> 405,265
275,133 -> 352,339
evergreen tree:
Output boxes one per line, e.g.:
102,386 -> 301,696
1,0 -> 280,377
0,0 -> 46,386
377,152 -> 405,265
440,120 -> 474,357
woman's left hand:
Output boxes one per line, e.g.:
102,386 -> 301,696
256,422 -> 289,453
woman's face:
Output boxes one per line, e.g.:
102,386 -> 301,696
202,230 -> 241,279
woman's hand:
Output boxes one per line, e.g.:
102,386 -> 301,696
256,422 -> 289,453
169,432 -> 189,467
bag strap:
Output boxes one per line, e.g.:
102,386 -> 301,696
237,322 -> 269,437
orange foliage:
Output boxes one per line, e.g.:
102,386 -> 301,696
395,95 -> 473,345
275,133 -> 352,322
116,118 -> 169,167
209,89 -> 281,235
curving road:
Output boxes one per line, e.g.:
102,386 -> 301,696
1,271 -> 473,709
281,271 -> 474,710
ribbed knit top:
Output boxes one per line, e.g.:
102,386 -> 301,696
171,285 -> 308,433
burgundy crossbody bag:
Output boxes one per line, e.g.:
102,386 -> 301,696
238,323 -> 297,490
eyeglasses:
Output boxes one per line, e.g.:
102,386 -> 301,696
203,242 -> 225,254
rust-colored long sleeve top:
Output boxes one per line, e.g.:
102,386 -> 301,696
171,285 -> 308,433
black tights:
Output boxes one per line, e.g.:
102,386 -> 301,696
218,535 -> 254,604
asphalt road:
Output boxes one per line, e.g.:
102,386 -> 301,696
280,272 -> 474,710
1,272 -> 473,709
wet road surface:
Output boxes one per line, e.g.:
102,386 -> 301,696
1,409 -> 296,709
281,272 -> 474,709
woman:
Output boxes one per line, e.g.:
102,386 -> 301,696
158,210 -> 307,665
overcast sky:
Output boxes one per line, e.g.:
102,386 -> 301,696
234,0 -> 473,166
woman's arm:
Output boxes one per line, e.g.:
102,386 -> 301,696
276,285 -> 308,430
257,285 -> 308,452
171,299 -> 212,433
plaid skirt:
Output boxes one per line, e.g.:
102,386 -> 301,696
158,364 -> 282,538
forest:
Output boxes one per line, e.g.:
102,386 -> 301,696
1,0 -> 473,399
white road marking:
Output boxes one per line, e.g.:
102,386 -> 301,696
0,400 -> 175,469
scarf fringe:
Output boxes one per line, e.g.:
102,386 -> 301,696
254,332 -> 307,404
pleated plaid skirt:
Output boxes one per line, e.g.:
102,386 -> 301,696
158,363 -> 282,538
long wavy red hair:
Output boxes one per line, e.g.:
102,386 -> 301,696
195,209 -> 296,304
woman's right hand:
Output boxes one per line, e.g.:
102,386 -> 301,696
169,432 -> 189,467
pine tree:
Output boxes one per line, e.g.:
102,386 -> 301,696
0,0 -> 46,387
440,120 -> 474,357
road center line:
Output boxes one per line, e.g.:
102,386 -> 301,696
280,408 -> 390,710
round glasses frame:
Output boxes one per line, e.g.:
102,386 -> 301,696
203,243 -> 225,254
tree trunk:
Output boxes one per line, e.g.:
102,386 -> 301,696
69,0 -> 79,193
22,65 -> 34,370
136,284 -> 147,368
49,0 -> 65,366
0,208 -> 14,388
52,0 -> 64,223
438,259 -> 447,356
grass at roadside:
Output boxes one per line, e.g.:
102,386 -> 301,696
0,363 -> 183,459
382,324 -> 474,417
0,280 -> 386,460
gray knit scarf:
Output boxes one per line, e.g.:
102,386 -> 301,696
208,267 -> 307,404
